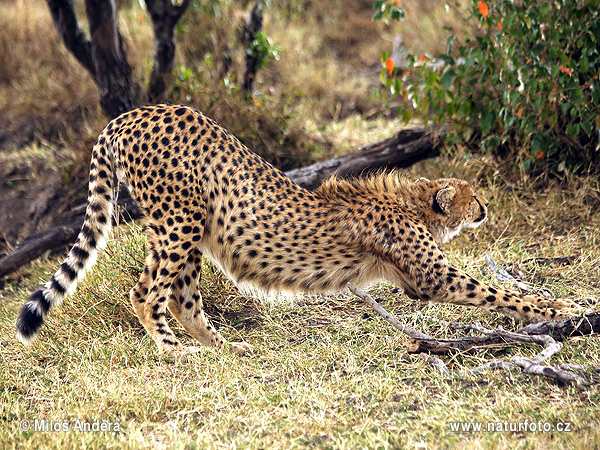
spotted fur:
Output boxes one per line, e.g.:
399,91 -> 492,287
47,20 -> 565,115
16,104 -> 582,355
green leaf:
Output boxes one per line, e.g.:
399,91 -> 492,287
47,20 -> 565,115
566,123 -> 580,136
391,9 -> 404,21
531,136 -> 542,152
439,54 -> 455,65
480,111 -> 495,135
440,70 -> 456,89
570,106 -> 579,118
425,70 -> 439,86
579,54 -> 589,72
581,119 -> 594,135
446,36 -> 456,54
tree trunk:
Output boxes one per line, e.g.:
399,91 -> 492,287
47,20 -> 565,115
240,2 -> 263,92
84,0 -> 137,118
46,0 -> 96,80
46,0 -> 191,118
145,0 -> 192,103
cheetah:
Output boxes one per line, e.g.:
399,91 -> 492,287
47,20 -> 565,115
16,104 -> 583,356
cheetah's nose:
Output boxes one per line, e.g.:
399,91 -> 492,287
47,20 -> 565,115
485,201 -> 489,207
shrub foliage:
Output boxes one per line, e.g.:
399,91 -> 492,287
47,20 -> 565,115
376,0 -> 600,172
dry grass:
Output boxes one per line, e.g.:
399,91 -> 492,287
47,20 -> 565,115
1,151 -> 600,449
0,0 -> 101,152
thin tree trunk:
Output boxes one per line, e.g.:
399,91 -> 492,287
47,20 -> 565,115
46,0 -> 96,81
84,0 -> 137,118
240,2 -> 263,92
145,0 -> 192,103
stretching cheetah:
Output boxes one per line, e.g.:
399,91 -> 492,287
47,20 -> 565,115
16,104 -> 582,355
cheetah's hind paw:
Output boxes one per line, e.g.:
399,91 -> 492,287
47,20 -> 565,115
230,341 -> 253,355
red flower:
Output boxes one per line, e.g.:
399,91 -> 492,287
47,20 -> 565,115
385,58 -> 395,76
478,1 -> 489,19
559,64 -> 573,76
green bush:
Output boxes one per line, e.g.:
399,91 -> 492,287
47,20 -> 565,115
377,0 -> 600,173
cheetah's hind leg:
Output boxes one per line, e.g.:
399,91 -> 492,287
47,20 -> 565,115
129,236 -> 193,355
167,247 -> 252,355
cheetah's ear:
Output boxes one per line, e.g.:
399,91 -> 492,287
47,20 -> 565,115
414,177 -> 430,184
434,186 -> 457,214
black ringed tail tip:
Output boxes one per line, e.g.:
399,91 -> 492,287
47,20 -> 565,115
16,290 -> 49,344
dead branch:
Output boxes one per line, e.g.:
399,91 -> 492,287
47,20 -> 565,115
347,283 -> 432,340
350,282 -> 598,385
419,353 -> 450,376
467,323 -> 586,384
403,313 -> 600,354
484,252 -> 533,293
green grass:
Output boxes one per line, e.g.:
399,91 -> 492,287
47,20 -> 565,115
1,153 -> 599,449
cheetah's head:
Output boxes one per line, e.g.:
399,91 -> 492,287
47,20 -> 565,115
413,178 -> 488,244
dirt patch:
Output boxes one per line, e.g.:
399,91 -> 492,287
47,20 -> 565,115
0,161 -> 87,256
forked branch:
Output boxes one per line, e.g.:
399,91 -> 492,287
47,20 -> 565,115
348,283 -> 599,385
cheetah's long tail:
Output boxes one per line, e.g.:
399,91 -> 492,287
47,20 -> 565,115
16,132 -> 116,344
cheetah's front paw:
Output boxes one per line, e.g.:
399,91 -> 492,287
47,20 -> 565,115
547,298 -> 587,319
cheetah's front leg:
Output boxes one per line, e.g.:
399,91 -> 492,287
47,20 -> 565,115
391,250 -> 583,323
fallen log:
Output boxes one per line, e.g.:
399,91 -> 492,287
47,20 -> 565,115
0,222 -> 81,280
0,126 -> 440,279
286,126 -> 438,190
0,191 -> 142,279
